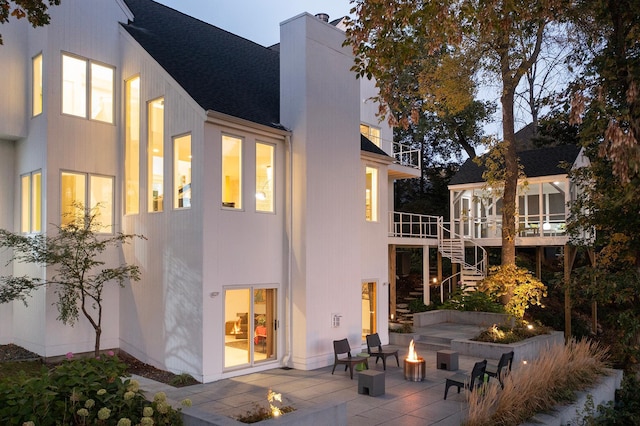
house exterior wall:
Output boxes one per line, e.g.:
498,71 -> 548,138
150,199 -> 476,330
0,140 -> 15,344
280,13 -> 364,370
0,20 -> 28,140
118,31 -> 207,378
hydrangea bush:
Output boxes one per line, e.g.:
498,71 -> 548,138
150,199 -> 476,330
0,351 -> 191,425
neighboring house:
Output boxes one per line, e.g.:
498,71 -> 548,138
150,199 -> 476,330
0,0 -> 419,382
443,138 -> 587,292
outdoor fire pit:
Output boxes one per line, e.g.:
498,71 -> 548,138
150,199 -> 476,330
404,339 -> 425,382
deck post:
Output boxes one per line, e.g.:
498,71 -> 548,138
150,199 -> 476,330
423,245 -> 430,306
564,244 -> 577,342
389,245 -> 396,321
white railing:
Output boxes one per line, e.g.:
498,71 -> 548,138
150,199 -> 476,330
392,141 -> 421,169
388,212 -> 439,238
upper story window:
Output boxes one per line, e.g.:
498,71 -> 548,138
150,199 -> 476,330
62,53 -> 114,123
255,142 -> 274,213
365,166 -> 378,221
21,171 -> 42,233
174,134 -> 192,209
32,54 -> 43,116
125,76 -> 140,215
61,171 -> 114,233
148,97 -> 164,212
360,124 -> 381,147
222,135 -> 242,209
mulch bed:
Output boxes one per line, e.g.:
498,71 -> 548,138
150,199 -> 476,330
0,344 -> 199,387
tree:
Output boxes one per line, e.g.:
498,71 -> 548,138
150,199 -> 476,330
346,0 -> 566,275
0,204 -> 144,357
0,0 -> 61,44
566,0 -> 640,185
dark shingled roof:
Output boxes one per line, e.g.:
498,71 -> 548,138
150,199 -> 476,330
122,0 -> 281,129
449,144 -> 581,185
361,135 -> 391,158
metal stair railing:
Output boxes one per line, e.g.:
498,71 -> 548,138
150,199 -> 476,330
388,211 -> 440,238
436,218 -> 488,302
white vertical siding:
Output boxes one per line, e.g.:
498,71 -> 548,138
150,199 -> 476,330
119,34 -> 206,378
281,13 -> 364,369
0,140 -> 15,343
0,20 -> 28,139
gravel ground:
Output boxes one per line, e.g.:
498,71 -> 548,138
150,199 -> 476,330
0,344 -> 41,362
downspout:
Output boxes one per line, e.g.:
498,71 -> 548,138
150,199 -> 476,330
282,134 -> 293,367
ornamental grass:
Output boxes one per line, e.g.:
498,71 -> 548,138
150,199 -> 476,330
465,338 -> 609,426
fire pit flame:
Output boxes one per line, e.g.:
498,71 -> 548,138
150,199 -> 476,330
407,339 -> 419,361
404,339 -> 426,382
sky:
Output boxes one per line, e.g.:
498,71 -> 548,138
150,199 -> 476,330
155,0 -> 354,47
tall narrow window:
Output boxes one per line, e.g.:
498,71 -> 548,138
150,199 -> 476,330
61,172 -> 86,227
90,63 -> 114,123
21,171 -> 42,233
174,134 -> 192,209
360,124 -> 381,147
255,143 -> 274,212
90,175 -> 114,233
148,97 -> 164,212
125,77 -> 140,215
61,53 -> 114,123
20,175 -> 31,233
365,167 -> 378,221
32,54 -> 43,116
62,54 -> 87,117
222,135 -> 242,209
32,172 -> 41,232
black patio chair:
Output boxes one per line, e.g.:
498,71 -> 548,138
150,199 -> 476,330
486,351 -> 514,389
366,333 -> 399,370
444,359 -> 487,400
331,338 -> 367,379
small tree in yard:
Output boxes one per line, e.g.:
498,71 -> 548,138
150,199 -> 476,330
0,203 -> 144,357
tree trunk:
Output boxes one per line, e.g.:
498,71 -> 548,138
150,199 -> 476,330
500,88 -> 518,269
94,327 -> 101,358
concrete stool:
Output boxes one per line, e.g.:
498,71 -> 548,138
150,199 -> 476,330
358,369 -> 385,396
437,350 -> 459,371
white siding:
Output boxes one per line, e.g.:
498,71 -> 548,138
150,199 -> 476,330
0,140 -> 15,343
280,13 -> 363,369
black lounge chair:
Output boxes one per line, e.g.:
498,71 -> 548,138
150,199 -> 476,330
331,338 -> 367,379
366,333 -> 399,370
444,359 -> 487,400
486,351 -> 514,388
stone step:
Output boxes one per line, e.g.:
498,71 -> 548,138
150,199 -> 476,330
396,308 -> 411,314
396,303 -> 408,309
413,340 -> 451,352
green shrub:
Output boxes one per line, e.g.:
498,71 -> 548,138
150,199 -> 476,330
0,352 -> 191,425
595,374 -> 640,424
479,264 -> 547,319
441,286 -> 505,313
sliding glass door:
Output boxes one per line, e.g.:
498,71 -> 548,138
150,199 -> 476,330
224,287 -> 277,369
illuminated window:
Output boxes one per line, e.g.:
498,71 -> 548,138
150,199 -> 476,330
20,171 -> 41,233
125,76 -> 140,215
62,53 -> 114,123
255,142 -> 274,213
33,54 -> 43,116
61,171 -> 114,233
222,135 -> 242,209
174,134 -> 192,209
360,124 -> 381,147
365,167 -> 378,221
148,97 -> 164,212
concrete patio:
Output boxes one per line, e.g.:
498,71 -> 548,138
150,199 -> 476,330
133,324 -> 490,425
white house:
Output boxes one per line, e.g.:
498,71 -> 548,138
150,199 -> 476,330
0,0 -> 420,382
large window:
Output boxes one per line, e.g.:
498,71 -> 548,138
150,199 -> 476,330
62,53 -> 114,123
125,76 -> 140,215
174,134 -> 192,209
365,167 -> 378,221
222,135 -> 242,209
61,171 -> 114,233
360,124 -> 381,147
255,142 -> 274,213
21,171 -> 42,233
148,97 -> 164,212
33,54 -> 43,116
